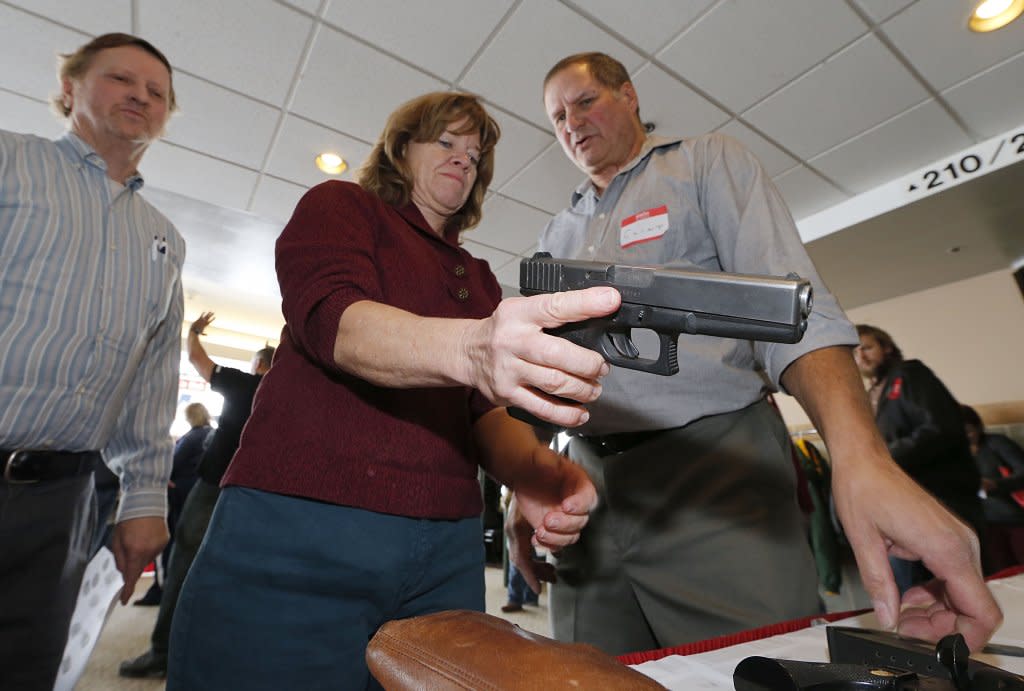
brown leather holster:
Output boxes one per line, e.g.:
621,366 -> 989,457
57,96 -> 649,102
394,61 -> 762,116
365,609 -> 665,690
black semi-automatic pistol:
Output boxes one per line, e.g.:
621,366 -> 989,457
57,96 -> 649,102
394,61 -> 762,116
509,253 -> 813,428
519,252 -> 813,376
732,626 -> 1024,690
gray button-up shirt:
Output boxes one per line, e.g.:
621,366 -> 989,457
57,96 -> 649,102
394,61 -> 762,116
539,133 -> 857,434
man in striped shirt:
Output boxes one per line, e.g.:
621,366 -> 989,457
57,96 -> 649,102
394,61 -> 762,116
0,33 -> 184,690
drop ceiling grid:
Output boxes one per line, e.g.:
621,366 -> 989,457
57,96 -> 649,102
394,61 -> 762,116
0,0 -> 1022,323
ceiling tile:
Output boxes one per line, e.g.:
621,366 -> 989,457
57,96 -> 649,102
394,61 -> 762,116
493,248 -> 532,293
473,194 -> 555,255
631,63 -> 729,138
187,253 -> 280,306
0,90 -> 66,140
4,0 -> 131,36
714,120 -> 798,177
810,100 -> 971,194
492,242 -> 537,294
145,187 -> 282,300
657,0 -> 866,112
943,50 -> 1024,140
279,0 -> 321,15
142,142 -> 259,212
851,0 -> 915,24
462,239 -> 519,278
323,0 -> 514,81
882,0 -> 1024,91
264,115 -> 373,188
163,74 -> 280,170
0,5 -> 87,102
497,141 -> 585,216
250,176 -> 309,226
460,0 -> 644,128
771,166 -> 848,221
138,0 -> 312,105
744,33 -> 929,159
570,0 -> 715,52
486,110 -> 552,190
290,25 -> 446,141
2,0 -> 1017,348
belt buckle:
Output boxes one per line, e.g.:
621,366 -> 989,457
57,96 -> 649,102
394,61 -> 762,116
4,450 -> 41,484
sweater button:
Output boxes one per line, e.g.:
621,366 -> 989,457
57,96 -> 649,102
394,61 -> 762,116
454,264 -> 466,277
456,287 -> 470,301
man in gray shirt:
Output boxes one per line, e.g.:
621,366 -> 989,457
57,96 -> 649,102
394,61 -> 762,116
506,52 -> 999,656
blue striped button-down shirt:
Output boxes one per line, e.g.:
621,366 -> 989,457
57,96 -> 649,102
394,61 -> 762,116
0,130 -> 185,520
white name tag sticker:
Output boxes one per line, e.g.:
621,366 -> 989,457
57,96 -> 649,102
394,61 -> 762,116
620,205 -> 668,248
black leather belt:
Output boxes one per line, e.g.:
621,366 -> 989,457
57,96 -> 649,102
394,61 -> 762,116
0,449 -> 101,484
576,428 -> 670,457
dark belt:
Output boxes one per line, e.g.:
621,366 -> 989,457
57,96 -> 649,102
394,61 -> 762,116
576,428 -> 671,457
0,449 -> 101,484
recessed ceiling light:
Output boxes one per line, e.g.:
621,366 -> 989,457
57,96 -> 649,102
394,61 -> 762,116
315,152 -> 347,175
969,0 -> 1024,32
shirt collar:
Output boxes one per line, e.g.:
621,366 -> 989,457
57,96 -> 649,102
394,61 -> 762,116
57,131 -> 146,191
397,201 -> 463,247
569,133 -> 685,208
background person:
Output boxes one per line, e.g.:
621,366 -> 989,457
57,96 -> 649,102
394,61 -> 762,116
119,314 -> 274,679
167,91 -> 618,690
854,324 -> 985,593
962,404 -> 1024,573
0,32 -> 183,690
506,52 -> 1000,657
134,402 -> 212,607
501,486 -> 541,613
169,403 -> 213,523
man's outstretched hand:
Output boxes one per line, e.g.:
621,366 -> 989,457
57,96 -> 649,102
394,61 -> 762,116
832,454 -> 1002,653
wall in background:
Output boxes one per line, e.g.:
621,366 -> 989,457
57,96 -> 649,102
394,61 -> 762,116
776,267 -> 1024,431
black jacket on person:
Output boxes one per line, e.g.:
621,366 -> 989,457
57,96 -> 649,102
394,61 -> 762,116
171,424 -> 213,499
975,432 -> 1024,523
873,359 -> 983,528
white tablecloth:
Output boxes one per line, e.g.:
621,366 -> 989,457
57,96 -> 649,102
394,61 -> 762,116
631,572 -> 1024,689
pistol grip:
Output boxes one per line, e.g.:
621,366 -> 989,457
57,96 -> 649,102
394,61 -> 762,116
734,656 -> 921,691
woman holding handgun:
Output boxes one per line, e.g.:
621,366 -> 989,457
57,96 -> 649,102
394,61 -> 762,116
167,91 -> 621,690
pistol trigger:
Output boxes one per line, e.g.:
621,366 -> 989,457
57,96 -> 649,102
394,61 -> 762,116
607,332 -> 640,359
